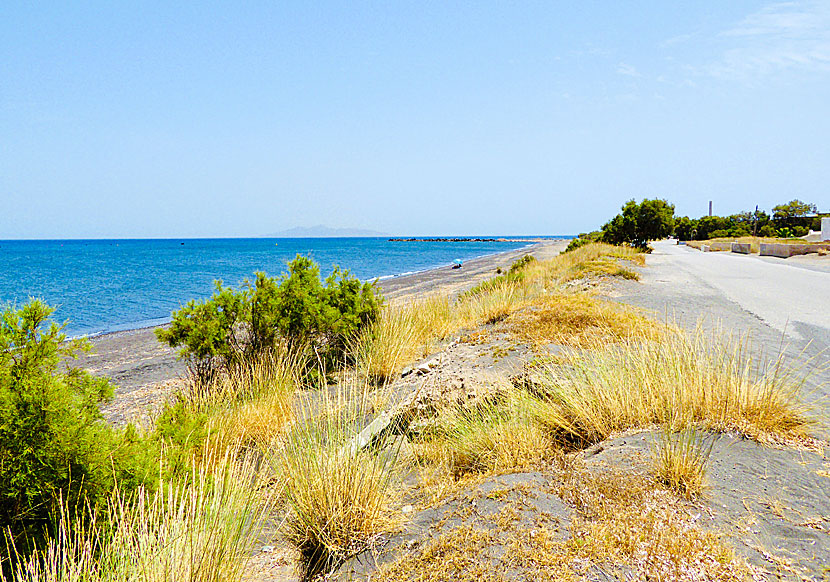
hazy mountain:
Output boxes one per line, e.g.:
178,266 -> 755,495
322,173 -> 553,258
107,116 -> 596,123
268,225 -> 392,238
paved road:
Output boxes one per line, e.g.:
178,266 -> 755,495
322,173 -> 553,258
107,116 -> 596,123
646,241 -> 830,343
613,241 -> 830,416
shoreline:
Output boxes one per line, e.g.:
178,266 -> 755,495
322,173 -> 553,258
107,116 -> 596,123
81,240 -> 569,425
75,241 -> 551,341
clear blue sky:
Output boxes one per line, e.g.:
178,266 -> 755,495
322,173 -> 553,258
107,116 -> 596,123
2,1 -> 828,238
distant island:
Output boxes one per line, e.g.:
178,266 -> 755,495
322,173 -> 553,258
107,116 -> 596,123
268,225 -> 391,238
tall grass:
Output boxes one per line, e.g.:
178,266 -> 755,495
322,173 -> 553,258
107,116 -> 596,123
272,380 -> 404,579
457,281 -> 529,325
529,325 -> 813,446
8,452 -> 273,582
352,243 -> 646,385
352,296 -> 454,385
168,347 -> 301,456
651,426 -> 715,499
525,242 -> 644,285
415,385 -> 550,479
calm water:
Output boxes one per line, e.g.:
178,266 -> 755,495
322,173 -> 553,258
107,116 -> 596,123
0,237 -> 563,337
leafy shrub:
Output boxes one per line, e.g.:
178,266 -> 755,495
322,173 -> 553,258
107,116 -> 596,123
158,256 -> 382,385
758,224 -> 778,238
0,300 -> 153,555
601,199 -> 675,249
156,282 -> 248,385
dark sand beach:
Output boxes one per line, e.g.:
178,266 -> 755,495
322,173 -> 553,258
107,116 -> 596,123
80,240 -> 569,425
73,239 -> 830,580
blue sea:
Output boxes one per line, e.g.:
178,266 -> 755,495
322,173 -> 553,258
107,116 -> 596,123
0,237 -> 565,337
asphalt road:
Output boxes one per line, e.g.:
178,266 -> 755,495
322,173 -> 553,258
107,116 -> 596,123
647,241 -> 830,343
613,240 -> 830,416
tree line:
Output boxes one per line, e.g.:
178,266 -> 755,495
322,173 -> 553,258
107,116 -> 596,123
568,198 -> 823,251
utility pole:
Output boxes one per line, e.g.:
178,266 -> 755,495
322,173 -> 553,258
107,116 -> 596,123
752,205 -> 758,237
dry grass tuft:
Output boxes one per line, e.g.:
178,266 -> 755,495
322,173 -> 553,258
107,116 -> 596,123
10,452 -> 273,582
273,380 -> 404,579
529,325 -> 813,447
415,390 -> 552,479
353,296 -> 454,385
507,292 -> 663,347
651,426 -> 715,499
457,281 -> 529,325
181,349 -> 301,453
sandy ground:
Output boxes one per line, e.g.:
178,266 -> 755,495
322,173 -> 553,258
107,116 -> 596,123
76,239 -> 830,580
78,241 -> 569,425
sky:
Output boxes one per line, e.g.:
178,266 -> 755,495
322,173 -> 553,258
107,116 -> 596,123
1,1 -> 829,238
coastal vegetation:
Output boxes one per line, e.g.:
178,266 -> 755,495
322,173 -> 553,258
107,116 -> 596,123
2,243 -> 819,580
674,198 -> 822,241
0,301 -> 154,558
156,255 -> 381,386
567,197 -> 825,252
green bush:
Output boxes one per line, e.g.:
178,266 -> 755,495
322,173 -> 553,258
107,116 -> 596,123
601,199 -> 675,249
158,255 -> 382,385
156,282 -> 248,385
0,300 -> 153,555
758,224 -> 778,238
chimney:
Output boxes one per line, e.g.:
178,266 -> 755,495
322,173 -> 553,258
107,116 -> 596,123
709,201 -> 713,217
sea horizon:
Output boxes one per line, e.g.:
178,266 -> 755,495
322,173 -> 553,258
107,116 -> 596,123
0,236 -> 574,337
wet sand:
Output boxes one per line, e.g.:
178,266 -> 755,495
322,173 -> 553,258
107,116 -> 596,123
80,240 -> 569,424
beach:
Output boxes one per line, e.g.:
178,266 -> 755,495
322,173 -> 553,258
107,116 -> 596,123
80,240 -> 569,425
67,239 -> 830,579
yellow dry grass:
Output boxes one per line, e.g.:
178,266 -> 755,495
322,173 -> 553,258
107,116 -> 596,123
195,350 -> 300,452
272,380 -> 405,579
525,242 -> 644,284
506,291 -> 664,347
373,462 -> 752,582
353,243 -> 647,384
353,295 -> 455,385
414,389 -> 552,481
529,325 -> 813,446
651,427 -> 714,499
